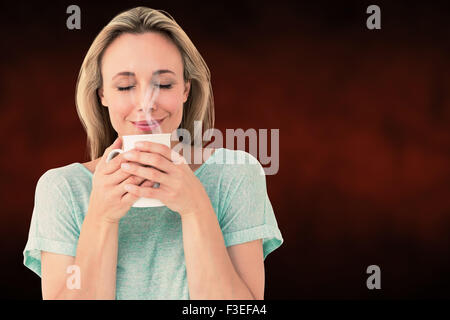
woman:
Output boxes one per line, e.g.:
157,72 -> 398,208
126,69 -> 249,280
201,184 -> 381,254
23,6 -> 283,300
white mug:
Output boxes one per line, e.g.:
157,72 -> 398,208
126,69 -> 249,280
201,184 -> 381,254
106,133 -> 172,208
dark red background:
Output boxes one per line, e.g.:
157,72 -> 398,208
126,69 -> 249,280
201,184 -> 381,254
1,0 -> 449,299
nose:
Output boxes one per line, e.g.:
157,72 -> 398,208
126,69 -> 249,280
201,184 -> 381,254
138,104 -> 156,113
136,84 -> 159,113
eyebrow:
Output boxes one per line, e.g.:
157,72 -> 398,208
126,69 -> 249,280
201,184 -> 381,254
112,69 -> 175,80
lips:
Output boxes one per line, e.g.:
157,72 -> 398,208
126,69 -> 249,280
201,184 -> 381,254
131,118 -> 165,131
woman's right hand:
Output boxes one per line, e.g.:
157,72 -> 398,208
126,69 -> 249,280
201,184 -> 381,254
87,136 -> 148,223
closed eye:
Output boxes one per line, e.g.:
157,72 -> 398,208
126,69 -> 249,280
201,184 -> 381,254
117,84 -> 172,91
117,86 -> 135,91
154,84 -> 172,89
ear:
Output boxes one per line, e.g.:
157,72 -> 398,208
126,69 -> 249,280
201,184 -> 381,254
183,80 -> 191,103
98,87 -> 108,107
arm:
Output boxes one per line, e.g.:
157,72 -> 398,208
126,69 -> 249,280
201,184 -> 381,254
181,201 -> 265,300
227,239 -> 264,300
41,210 -> 119,300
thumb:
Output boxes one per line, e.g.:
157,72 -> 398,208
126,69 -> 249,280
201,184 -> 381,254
110,136 -> 122,149
101,136 -> 122,162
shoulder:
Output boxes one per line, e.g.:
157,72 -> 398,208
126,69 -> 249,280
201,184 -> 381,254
40,163 -> 84,180
215,149 -> 264,173
36,163 -> 88,194
209,149 -> 266,184
209,148 -> 257,164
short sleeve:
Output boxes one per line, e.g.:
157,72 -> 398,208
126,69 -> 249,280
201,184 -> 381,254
23,169 -> 80,277
219,151 -> 283,260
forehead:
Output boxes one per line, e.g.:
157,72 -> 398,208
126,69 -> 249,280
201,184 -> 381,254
101,32 -> 183,80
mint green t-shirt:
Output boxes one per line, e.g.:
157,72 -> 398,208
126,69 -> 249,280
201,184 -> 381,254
23,148 -> 283,299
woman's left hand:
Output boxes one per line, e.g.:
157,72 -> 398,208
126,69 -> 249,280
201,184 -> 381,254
120,141 -> 209,218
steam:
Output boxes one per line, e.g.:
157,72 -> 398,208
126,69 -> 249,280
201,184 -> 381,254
143,74 -> 162,134
127,64 -> 163,134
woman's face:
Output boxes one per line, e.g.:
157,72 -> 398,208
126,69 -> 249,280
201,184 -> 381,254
98,32 -> 191,138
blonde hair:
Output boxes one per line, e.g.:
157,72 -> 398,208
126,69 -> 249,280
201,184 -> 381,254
75,6 -> 215,160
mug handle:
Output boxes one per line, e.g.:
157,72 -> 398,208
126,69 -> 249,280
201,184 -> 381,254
106,149 -> 123,163
106,148 -> 160,189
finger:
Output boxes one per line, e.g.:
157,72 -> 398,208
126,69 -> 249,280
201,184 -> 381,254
122,182 -> 164,201
133,141 -> 181,163
97,136 -> 122,173
120,190 -> 140,206
118,176 -> 151,206
140,180 -> 156,188
113,175 -> 146,197
121,162 -> 170,186
108,168 -> 145,186
122,150 -> 173,174
103,152 -> 130,175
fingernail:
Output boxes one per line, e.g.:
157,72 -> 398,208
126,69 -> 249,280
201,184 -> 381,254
123,152 -> 132,159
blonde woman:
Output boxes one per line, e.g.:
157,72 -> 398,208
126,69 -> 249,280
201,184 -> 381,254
23,6 -> 283,300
